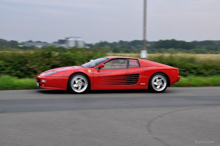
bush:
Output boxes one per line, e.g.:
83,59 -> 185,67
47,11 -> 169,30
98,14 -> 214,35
148,54 -> 220,77
0,48 -> 220,78
0,47 -> 106,78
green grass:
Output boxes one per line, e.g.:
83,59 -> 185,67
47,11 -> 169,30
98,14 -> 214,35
0,75 -> 37,90
0,75 -> 220,90
172,75 -> 220,87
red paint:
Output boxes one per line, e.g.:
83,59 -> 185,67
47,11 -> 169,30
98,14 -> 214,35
36,56 -> 180,91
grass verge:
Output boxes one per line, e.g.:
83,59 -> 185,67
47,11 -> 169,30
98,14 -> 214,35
0,75 -> 220,90
172,75 -> 220,87
0,75 -> 37,90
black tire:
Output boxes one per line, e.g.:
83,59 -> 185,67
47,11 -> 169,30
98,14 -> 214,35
68,73 -> 89,94
148,73 -> 168,93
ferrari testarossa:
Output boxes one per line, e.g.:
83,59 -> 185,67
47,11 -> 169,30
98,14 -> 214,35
36,56 -> 180,93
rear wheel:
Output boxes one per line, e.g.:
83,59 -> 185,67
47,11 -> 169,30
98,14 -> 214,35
68,73 -> 89,93
149,73 -> 168,93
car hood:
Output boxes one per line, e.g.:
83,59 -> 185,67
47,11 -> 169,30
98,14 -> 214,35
50,66 -> 81,72
39,66 -> 82,76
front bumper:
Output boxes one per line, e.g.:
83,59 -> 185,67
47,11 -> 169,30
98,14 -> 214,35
36,78 -> 40,88
36,76 -> 68,91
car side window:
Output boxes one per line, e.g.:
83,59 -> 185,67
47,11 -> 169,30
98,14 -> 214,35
128,59 -> 140,68
102,59 -> 127,69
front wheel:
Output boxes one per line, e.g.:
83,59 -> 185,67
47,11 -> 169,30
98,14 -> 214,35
149,73 -> 168,93
68,73 -> 89,93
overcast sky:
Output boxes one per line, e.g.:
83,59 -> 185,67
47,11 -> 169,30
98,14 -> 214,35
1,0 -> 220,43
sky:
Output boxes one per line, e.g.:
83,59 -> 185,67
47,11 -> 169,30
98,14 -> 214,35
1,0 -> 220,44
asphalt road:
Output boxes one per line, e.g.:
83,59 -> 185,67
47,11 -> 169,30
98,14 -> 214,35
0,87 -> 220,146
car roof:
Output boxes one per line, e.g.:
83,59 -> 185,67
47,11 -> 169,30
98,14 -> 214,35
105,56 -> 138,59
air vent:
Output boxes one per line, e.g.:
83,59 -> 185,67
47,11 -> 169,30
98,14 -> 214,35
101,74 -> 139,85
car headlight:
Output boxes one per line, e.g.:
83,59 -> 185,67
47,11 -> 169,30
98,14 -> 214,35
45,71 -> 57,76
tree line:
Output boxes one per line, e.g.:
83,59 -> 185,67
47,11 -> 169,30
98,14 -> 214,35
0,38 -> 220,54
86,39 -> 219,54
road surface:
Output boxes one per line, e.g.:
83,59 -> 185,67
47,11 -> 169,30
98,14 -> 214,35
0,87 -> 220,146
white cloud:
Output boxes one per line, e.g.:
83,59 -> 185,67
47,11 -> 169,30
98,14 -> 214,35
146,0 -> 220,41
39,8 -> 77,17
1,0 -> 220,42
3,0 -> 104,9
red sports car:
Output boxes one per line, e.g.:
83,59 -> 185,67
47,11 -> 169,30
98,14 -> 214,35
36,56 -> 180,93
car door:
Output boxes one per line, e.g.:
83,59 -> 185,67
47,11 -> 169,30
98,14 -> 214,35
93,59 -> 128,89
127,59 -> 144,88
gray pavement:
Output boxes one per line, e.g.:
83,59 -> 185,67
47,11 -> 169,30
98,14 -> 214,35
0,87 -> 220,146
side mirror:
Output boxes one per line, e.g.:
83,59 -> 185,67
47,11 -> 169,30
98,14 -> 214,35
98,63 -> 105,69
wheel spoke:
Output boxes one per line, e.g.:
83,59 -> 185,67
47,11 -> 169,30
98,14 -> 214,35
73,84 -> 78,87
78,85 -> 82,90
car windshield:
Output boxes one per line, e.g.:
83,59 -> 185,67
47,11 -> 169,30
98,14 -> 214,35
81,57 -> 109,68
